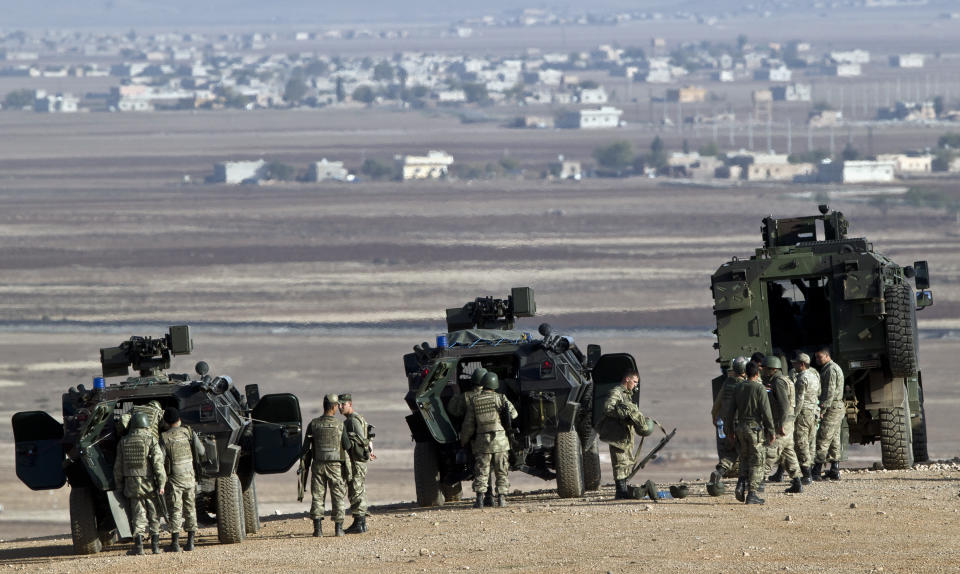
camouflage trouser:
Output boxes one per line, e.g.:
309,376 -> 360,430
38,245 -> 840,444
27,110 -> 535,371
765,422 -> 801,479
736,425 -> 766,492
165,483 -> 197,532
473,451 -> 510,495
310,461 -> 347,523
344,460 -> 368,517
716,434 -> 739,475
815,405 -> 844,464
609,444 -> 636,481
794,408 -> 818,468
130,495 -> 161,536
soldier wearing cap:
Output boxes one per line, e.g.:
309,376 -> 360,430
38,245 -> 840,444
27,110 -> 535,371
302,394 -> 350,537
709,356 -> 749,495
161,406 -> 204,552
460,372 -> 518,508
338,393 -> 374,534
813,348 -> 846,481
791,352 -> 821,484
601,370 -> 654,500
721,361 -> 775,504
114,412 -> 166,555
761,356 -> 804,494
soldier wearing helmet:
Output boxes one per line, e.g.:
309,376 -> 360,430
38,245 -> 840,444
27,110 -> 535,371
447,367 -> 496,506
301,394 -> 351,537
161,407 -> 204,552
791,352 -> 821,484
708,356 -> 749,496
721,361 -> 774,504
460,371 -> 518,508
113,411 -> 166,555
761,356 -> 804,495
601,370 -> 654,500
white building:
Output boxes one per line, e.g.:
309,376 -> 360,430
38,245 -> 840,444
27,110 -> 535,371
558,106 -> 623,129
889,54 -> 924,68
818,160 -> 896,183
396,150 -> 454,180
34,92 -> 79,113
824,63 -> 862,77
213,160 -> 268,184
755,66 -> 792,82
578,87 -> 608,104
308,159 -> 353,182
830,49 -> 870,64
877,154 -> 933,175
771,84 -> 812,102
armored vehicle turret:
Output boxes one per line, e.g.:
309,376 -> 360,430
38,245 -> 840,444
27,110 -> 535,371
403,287 -> 661,506
710,206 -> 932,469
12,326 -> 303,554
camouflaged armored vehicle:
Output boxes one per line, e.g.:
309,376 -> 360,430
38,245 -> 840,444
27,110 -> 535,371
710,206 -> 932,469
12,326 -> 303,554
404,287 -> 647,506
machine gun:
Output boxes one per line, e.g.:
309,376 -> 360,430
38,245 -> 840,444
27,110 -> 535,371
445,287 -> 536,331
99,325 -> 194,378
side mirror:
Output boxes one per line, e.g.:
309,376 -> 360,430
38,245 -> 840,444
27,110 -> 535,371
586,344 -> 602,368
913,260 -> 930,290
916,290 -> 933,310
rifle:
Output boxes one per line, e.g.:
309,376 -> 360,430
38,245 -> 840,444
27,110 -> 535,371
624,420 -> 676,482
296,448 -> 312,502
155,480 -> 169,525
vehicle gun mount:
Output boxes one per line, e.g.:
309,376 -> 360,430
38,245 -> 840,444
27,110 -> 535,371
445,287 -> 537,331
99,325 -> 194,378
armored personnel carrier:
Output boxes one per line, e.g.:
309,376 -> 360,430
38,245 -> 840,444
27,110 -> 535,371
12,326 -> 303,554
404,287 -> 659,506
710,206 -> 933,469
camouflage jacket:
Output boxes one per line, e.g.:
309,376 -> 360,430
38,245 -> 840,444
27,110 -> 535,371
460,391 -> 518,454
344,412 -> 371,463
303,415 -> 351,464
819,360 -> 845,408
113,428 -> 166,499
162,425 -> 202,489
447,387 -> 481,421
767,373 -> 796,430
723,378 -> 775,436
794,368 -> 821,413
602,385 -> 652,451
711,375 -> 743,424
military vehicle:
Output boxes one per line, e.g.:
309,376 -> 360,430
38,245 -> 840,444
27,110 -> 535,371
404,287 -> 656,506
710,205 -> 932,469
12,326 -> 303,554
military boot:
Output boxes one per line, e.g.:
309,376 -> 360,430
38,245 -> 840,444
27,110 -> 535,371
129,534 -> 144,556
745,490 -> 765,505
800,466 -> 812,485
826,462 -> 841,481
614,479 -> 629,500
785,477 -> 803,494
734,477 -> 746,502
167,532 -> 181,552
357,516 -> 368,533
345,515 -> 365,534
811,462 -> 824,482
313,518 -> 322,537
757,482 -> 765,493
768,465 -> 784,483
497,494 -> 507,507
483,487 -> 495,507
150,534 -> 160,554
185,531 -> 196,551
334,522 -> 345,537
473,493 -> 484,509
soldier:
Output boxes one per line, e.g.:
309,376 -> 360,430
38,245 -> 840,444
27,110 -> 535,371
113,412 -> 166,555
722,361 -> 775,505
460,372 -> 518,508
448,368 -> 496,506
813,348 -> 845,481
161,407 -> 204,552
123,399 -> 163,439
761,357 -> 803,494
791,353 -> 821,484
750,352 -> 765,367
602,370 -> 654,500
709,356 -> 749,491
339,393 -> 374,534
302,394 -> 350,537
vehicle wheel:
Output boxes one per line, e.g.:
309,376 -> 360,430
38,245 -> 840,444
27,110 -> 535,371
242,475 -> 260,534
885,284 -> 917,378
880,384 -> 914,470
440,481 -> 463,502
581,432 -> 602,491
216,473 -> 246,544
413,442 -> 445,507
69,487 -> 102,555
912,387 -> 929,463
555,429 -> 584,499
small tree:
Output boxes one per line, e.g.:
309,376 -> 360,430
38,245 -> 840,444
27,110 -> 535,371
361,158 -> 395,180
283,78 -> 308,103
579,80 -> 599,90
352,85 -> 375,104
841,142 -> 859,161
462,82 -> 490,104
3,89 -> 35,109
373,60 -> 394,82
938,132 -> 960,149
648,136 -> 668,171
934,95 -> 945,118
698,142 -> 720,157
592,141 -> 635,170
264,162 -> 296,181
932,148 -> 955,172
335,77 -> 345,103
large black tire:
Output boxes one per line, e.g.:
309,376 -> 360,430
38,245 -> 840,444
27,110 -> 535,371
885,284 -> 917,378
555,429 -> 584,499
216,473 -> 246,544
879,385 -> 915,470
912,387 -> 929,463
242,475 -> 260,535
581,433 -> 602,492
69,487 -> 102,555
413,442 -> 445,507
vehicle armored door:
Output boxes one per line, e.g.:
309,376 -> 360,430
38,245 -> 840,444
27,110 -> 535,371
591,353 -> 639,424
12,411 -> 66,490
415,358 -> 459,444
78,401 -> 117,491
252,393 -> 302,474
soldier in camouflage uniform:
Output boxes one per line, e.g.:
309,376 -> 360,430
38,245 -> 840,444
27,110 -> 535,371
709,356 -> 749,492
721,361 -> 774,505
601,370 -> 654,500
339,394 -> 374,534
761,357 -> 803,494
161,407 -> 204,552
448,368 -> 496,506
460,372 -> 518,508
813,348 -> 845,481
302,394 -> 351,537
113,412 -> 166,555
791,353 -> 821,484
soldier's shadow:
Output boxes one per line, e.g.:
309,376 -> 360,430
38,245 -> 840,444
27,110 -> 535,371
0,540 -> 75,565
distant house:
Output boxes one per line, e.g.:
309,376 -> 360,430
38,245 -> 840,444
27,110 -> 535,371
436,90 -> 467,104
877,154 -> 933,175
823,63 -> 862,77
549,158 -> 582,180
212,160 -> 267,184
712,70 -> 735,82
830,49 -> 870,64
747,160 -> 816,182
877,101 -> 936,122
809,109 -> 843,127
818,160 -> 896,183
557,106 -> 623,129
308,159 -> 353,182
771,84 -> 812,102
754,66 -> 792,82
516,115 -> 555,128
396,150 -> 454,180
34,91 -> 79,113
578,87 -> 608,105
666,85 -> 706,103
889,54 -> 924,68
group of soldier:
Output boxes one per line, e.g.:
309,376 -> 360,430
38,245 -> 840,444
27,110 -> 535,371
113,402 -> 204,555
709,348 -> 846,505
301,393 -> 374,537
